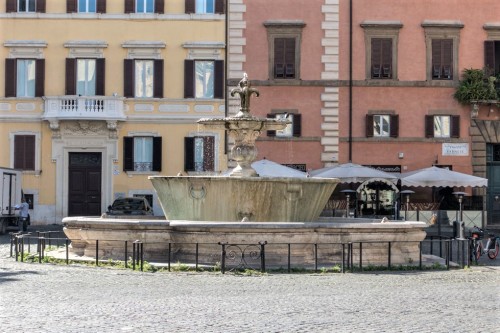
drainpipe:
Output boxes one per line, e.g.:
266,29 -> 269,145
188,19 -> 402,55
348,0 -> 353,162
224,0 -> 229,155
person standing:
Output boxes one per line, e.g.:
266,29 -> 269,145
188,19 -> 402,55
15,198 -> 30,232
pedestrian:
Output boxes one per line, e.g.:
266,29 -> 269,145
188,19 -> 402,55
15,198 -> 30,232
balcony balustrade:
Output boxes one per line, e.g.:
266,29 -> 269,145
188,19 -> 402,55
43,95 -> 126,121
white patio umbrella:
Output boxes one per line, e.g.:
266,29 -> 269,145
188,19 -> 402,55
400,166 -> 488,188
310,163 -> 398,183
251,159 -> 308,178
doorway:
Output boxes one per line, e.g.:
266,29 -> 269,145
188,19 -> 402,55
487,144 -> 500,226
68,152 -> 102,216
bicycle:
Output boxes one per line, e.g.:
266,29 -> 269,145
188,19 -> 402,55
468,225 -> 499,264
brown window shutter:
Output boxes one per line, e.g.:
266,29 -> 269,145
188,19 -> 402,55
371,39 -> 382,72
67,0 -> 77,13
185,0 -> 195,13
215,0 -> 225,14
274,38 -> 286,78
6,0 -> 17,12
214,60 -> 224,99
365,114 -> 374,137
203,136 -> 215,171
390,115 -> 399,138
431,39 -> 441,78
65,58 -> 77,95
184,137 -> 195,171
425,115 -> 434,138
96,58 -> 105,96
97,0 -> 106,13
152,137 -> 162,172
36,0 -> 46,13
450,115 -> 460,138
5,59 -> 17,97
123,59 -> 135,97
184,60 -> 195,98
284,38 -> 296,78
124,0 -> 134,13
442,39 -> 453,79
267,113 -> 276,137
153,59 -> 164,98
484,41 -> 496,75
155,0 -> 164,14
292,114 -> 302,137
35,59 -> 45,97
14,135 -> 35,170
381,39 -> 392,78
123,137 -> 134,171
25,135 -> 35,170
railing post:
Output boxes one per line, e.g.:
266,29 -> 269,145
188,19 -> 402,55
168,243 -> 171,272
140,242 -> 144,272
341,243 -> 345,273
15,236 -> 19,262
66,239 -> 69,265
445,241 -> 450,270
314,243 -> 318,273
260,241 -> 267,273
220,242 -> 227,274
287,243 -> 291,273
195,243 -> 199,272
125,241 -> 128,268
20,236 -> 25,262
359,242 -> 363,271
95,240 -> 99,267
419,241 -> 422,270
132,241 -> 136,271
388,242 -> 391,270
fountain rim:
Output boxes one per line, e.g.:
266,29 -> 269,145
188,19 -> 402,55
149,175 -> 340,184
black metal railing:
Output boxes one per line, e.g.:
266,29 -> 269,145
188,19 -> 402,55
10,233 -> 474,273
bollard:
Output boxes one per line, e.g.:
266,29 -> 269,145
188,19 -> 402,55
419,242 -> 423,270
220,242 -> 227,274
259,241 -> 267,273
96,240 -> 99,267
287,243 -> 291,273
388,242 -> 392,270
341,244 -> 345,273
140,242 -> 144,272
66,239 -> 69,265
195,243 -> 199,272
314,243 -> 318,273
168,243 -> 171,272
124,241 -> 128,268
359,242 -> 363,271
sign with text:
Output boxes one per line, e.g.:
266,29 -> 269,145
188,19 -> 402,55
365,165 -> 401,173
442,143 -> 469,156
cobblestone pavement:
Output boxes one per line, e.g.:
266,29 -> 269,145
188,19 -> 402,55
0,226 -> 499,333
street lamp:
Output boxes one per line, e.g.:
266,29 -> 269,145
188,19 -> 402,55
400,190 -> 415,221
341,189 -> 357,218
453,191 -> 467,239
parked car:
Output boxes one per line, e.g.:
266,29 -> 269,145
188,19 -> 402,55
105,197 -> 153,216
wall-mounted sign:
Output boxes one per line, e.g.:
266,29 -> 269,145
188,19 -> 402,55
365,165 -> 401,173
283,164 -> 307,172
442,143 -> 469,156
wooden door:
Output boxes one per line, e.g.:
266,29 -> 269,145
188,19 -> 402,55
68,152 -> 102,216
487,144 -> 500,226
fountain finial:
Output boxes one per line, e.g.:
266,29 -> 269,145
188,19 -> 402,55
230,73 -> 260,118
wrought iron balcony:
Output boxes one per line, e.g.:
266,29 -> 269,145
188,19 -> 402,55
43,95 -> 126,121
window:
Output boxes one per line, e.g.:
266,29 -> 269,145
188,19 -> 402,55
124,0 -> 164,14
431,39 -> 453,80
14,135 -> 35,170
267,113 -> 302,138
366,114 -> 398,138
65,58 -> 105,96
24,193 -> 34,209
6,0 -> 45,12
425,115 -> 460,138
184,136 -> 215,172
123,136 -> 162,172
5,58 -> 45,98
123,59 -> 163,98
185,0 -> 224,14
371,38 -> 392,79
422,21 -> 463,82
361,21 -> 402,80
184,60 -> 224,99
485,40 -> 500,76
264,21 -> 305,81
78,0 -> 96,12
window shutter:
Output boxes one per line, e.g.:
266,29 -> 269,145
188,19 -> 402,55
184,137 -> 195,171
14,135 -> 35,171
292,114 -> 302,137
203,136 -> 215,171
371,39 -> 382,71
425,115 -> 434,138
442,39 -> 453,79
67,0 -> 77,13
123,137 -> 134,171
152,137 -> 162,172
184,60 -> 195,98
365,114 -> 374,137
215,0 -> 225,14
97,0 -> 106,13
381,39 -> 392,78
214,60 -> 224,99
5,59 -> 17,97
450,115 -> 460,138
389,115 -> 399,138
123,59 -> 135,97
65,58 -> 77,95
6,0 -> 17,12
124,0 -> 134,13
14,136 -> 23,169
35,59 -> 45,97
153,59 -> 164,98
484,41 -> 496,75
284,38 -> 296,78
185,0 -> 195,13
96,58 -> 105,96
155,0 -> 164,14
431,39 -> 441,78
267,113 -> 276,137
36,0 -> 46,13
274,38 -> 285,78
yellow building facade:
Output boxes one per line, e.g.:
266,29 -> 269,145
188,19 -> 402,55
0,0 -> 227,223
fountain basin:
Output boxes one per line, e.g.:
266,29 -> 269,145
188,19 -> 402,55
149,176 -> 339,222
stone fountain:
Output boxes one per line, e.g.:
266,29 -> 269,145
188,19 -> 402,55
63,74 -> 427,268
